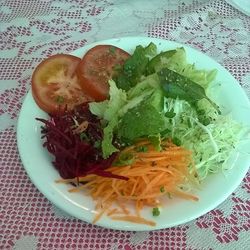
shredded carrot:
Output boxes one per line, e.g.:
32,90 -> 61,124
116,200 -> 130,215
110,215 -> 156,227
58,139 -> 199,226
93,203 -> 111,224
107,208 -> 119,216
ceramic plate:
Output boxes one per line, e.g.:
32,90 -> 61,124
17,37 -> 250,231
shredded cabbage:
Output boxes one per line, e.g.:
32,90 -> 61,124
163,98 -> 243,180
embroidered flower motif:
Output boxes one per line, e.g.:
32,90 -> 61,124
169,11 -> 249,60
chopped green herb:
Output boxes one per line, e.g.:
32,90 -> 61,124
201,117 -> 211,126
160,128 -> 171,137
152,207 -> 160,216
136,145 -> 148,152
109,46 -> 116,54
197,109 -> 206,115
165,108 -> 176,118
80,132 -> 88,141
160,186 -> 165,193
55,95 -> 64,104
114,152 -> 134,166
165,100 -> 169,109
172,137 -> 181,146
151,161 -> 157,166
94,140 -> 101,148
167,192 -> 172,199
113,64 -> 122,72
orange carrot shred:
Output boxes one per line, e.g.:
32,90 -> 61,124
60,139 -> 198,226
110,215 -> 156,227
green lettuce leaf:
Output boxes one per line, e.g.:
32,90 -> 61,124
88,100 -> 108,119
115,42 -> 157,90
102,117 -> 119,158
127,73 -> 159,99
90,80 -> 154,158
146,47 -> 217,89
89,80 -> 127,122
146,49 -> 178,75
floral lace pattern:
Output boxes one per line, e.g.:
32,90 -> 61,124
0,0 -> 249,249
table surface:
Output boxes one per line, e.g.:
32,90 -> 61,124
0,0 -> 249,249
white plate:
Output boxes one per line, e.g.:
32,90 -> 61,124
17,36 -> 250,231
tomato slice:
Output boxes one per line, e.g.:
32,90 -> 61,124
32,54 -> 92,114
76,45 -> 130,101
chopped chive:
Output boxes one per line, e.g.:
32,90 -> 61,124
109,46 -> 116,54
114,152 -> 134,166
55,95 -> 64,104
165,108 -> 176,118
152,207 -> 160,216
94,140 -> 101,148
136,145 -> 148,152
165,100 -> 168,109
172,137 -> 181,146
113,64 -> 122,72
197,109 -> 206,115
161,128 -> 171,137
201,117 -> 211,126
151,161 -> 157,166
167,192 -> 172,199
160,186 -> 165,193
80,132 -> 88,141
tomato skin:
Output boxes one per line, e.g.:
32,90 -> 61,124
32,54 -> 92,114
76,45 -> 130,101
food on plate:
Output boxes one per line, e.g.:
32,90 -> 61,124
31,54 -> 92,114
59,139 -> 198,226
36,104 -> 127,181
34,42 -> 244,226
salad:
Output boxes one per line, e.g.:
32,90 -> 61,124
32,42 -> 244,226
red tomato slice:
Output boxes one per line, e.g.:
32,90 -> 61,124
76,45 -> 130,101
32,54 -> 92,114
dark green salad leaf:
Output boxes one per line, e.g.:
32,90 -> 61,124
158,68 -> 220,113
117,101 -> 165,141
146,49 -> 177,75
115,42 -> 157,90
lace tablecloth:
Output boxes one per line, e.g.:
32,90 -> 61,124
0,0 -> 249,249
